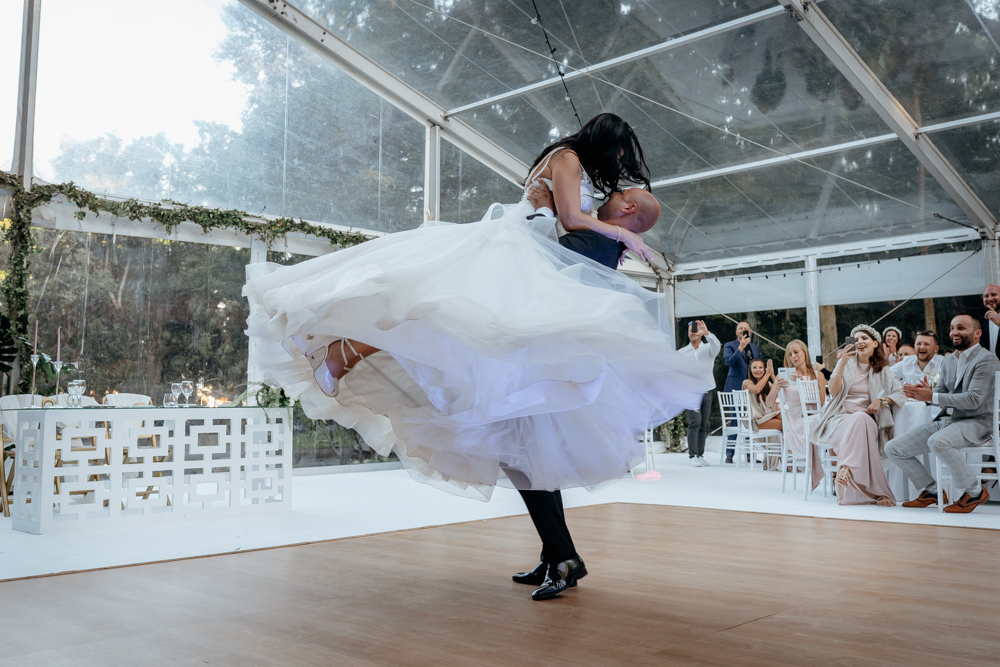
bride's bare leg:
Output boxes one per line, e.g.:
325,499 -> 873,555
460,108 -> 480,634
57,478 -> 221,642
325,340 -> 380,379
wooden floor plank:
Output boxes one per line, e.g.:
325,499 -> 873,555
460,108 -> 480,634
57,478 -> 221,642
3,503 -> 999,666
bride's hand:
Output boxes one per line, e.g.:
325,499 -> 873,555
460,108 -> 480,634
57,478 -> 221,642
618,227 -> 655,264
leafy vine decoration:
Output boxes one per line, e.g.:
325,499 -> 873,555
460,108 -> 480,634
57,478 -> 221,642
0,171 -> 371,391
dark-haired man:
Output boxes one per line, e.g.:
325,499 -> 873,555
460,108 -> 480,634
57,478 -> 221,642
892,331 -> 943,384
885,315 -> 999,513
980,284 -> 1000,359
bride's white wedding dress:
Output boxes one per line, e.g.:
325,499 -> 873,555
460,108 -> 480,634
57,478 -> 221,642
244,155 -> 713,500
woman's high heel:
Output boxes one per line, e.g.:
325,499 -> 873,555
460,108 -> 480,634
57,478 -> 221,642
307,344 -> 339,397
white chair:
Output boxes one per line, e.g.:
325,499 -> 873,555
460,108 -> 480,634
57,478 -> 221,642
935,370 -> 1000,512
732,390 -> 782,471
781,380 -> 821,493
102,393 -> 151,406
630,428 -> 658,479
803,384 -> 839,500
717,391 -> 740,464
0,394 -> 45,516
49,394 -> 99,407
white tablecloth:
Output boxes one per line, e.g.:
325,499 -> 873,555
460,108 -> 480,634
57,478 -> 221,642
884,400 -> 937,501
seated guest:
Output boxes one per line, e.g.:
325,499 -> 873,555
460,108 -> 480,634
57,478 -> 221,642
743,359 -> 783,431
883,326 -> 903,366
811,325 -> 904,506
886,315 -> 1000,513
896,345 -> 915,360
892,331 -> 943,384
781,339 -> 827,459
980,284 -> 1000,360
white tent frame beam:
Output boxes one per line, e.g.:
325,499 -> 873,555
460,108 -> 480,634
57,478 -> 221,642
10,0 -> 41,188
237,0 -> 528,185
672,228 -> 982,276
782,0 -> 997,237
443,5 -> 787,117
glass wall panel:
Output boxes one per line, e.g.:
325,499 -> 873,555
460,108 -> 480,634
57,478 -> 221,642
440,142 -> 525,223
931,118 -> 1000,216
300,0 -> 778,110
825,0 -> 1000,124
0,1 -> 24,173
33,0 -> 423,233
457,13 -> 891,180
650,141 -> 964,263
28,230 -> 249,405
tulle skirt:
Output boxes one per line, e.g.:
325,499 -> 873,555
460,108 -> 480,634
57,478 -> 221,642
243,202 -> 714,500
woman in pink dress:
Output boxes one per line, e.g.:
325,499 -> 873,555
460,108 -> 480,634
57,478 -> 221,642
781,339 -> 826,459
811,325 -> 905,506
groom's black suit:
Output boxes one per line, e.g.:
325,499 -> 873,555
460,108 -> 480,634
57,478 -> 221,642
518,224 -> 625,565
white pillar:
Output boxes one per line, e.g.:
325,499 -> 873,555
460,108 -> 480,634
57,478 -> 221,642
658,277 -> 677,346
805,255 -> 822,357
245,237 -> 269,406
12,0 -> 41,187
423,124 -> 441,222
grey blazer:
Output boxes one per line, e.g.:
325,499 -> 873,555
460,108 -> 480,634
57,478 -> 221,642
934,344 -> 1000,444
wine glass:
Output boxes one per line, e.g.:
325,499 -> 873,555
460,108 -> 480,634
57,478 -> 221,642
163,393 -> 177,407
181,380 -> 194,406
67,380 -> 83,407
171,382 -> 182,404
76,378 -> 86,407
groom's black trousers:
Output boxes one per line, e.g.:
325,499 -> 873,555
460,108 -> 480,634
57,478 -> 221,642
518,489 -> 577,563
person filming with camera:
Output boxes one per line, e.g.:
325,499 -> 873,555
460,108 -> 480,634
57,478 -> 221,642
678,320 -> 721,466
723,321 -> 761,463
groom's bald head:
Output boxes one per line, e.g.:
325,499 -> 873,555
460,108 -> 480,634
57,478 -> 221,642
596,188 -> 661,233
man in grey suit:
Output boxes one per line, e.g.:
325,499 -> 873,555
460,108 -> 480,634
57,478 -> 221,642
885,314 -> 999,513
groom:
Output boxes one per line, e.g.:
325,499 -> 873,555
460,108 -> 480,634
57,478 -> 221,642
509,182 -> 661,601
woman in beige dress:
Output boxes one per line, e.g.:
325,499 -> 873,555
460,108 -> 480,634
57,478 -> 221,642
811,325 -> 904,506
743,359 -> 783,431
781,339 -> 827,459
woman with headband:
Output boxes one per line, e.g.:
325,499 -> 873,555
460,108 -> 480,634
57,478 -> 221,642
810,325 -> 905,506
883,326 -> 903,366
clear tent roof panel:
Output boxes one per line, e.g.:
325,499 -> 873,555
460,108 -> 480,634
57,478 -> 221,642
933,117 -> 1000,215
650,140 -> 963,263
297,0 -> 779,109
824,0 -> 1000,125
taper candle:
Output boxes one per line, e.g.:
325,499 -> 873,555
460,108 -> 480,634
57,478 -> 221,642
57,327 -> 61,362
33,321 -> 38,354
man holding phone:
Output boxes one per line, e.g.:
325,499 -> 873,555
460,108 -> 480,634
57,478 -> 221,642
723,321 -> 761,463
678,320 -> 721,466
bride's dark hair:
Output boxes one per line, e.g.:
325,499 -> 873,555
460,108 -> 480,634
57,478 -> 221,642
526,113 -> 651,197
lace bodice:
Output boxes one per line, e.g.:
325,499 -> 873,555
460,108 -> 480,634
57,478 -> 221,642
525,147 -> 595,213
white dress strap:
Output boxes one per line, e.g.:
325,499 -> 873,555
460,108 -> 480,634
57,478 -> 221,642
525,147 -> 568,190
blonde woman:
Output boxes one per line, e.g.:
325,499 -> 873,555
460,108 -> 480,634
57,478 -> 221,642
811,325 -> 905,506
781,339 -> 826,458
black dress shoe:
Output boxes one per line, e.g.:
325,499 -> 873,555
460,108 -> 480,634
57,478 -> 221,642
725,456 -> 733,464
512,560 -> 548,586
531,557 -> 587,601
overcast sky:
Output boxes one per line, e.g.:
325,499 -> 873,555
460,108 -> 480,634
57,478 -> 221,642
2,0 -> 247,179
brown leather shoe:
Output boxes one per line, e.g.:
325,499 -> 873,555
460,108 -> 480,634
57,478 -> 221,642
901,489 -> 947,508
944,486 -> 990,513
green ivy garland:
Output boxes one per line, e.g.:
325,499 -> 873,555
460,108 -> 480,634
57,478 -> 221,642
0,171 -> 372,391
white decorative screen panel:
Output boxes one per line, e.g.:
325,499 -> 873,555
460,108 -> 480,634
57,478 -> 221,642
11,407 -> 291,534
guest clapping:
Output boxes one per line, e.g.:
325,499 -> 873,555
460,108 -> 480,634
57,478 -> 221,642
892,331 -> 943,384
743,359 -> 783,432
811,325 -> 904,506
781,340 -> 826,458
886,315 -> 1000,513
883,326 -> 902,366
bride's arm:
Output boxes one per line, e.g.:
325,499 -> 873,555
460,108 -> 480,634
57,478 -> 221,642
549,151 -> 655,263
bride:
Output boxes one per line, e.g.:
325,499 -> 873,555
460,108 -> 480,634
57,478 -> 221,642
243,113 -> 713,500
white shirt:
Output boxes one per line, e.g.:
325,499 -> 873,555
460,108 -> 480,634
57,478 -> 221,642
892,354 -> 944,385
990,320 -> 998,355
678,333 -> 721,390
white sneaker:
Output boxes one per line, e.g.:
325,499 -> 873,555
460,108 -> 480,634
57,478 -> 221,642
689,457 -> 703,467
698,456 -> 709,467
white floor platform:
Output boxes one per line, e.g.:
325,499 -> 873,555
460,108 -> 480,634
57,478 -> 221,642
3,443 -> 999,581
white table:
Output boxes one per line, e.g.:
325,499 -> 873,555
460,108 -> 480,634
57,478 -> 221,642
884,400 -> 937,501
10,405 -> 292,534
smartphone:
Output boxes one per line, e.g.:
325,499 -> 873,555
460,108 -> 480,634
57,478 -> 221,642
742,331 -> 750,339
844,335 -> 856,347
688,321 -> 697,334
815,355 -> 824,363
777,367 -> 793,381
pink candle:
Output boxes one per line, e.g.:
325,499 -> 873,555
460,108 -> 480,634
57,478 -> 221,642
33,321 -> 37,354
56,328 -> 61,362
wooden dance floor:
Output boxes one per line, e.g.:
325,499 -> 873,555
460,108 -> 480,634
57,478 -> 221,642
4,503 -> 1000,666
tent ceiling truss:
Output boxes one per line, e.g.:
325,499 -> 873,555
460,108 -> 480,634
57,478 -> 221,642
5,0 -> 997,270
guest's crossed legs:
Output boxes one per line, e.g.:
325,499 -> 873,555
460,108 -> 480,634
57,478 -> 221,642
885,421 -> 980,494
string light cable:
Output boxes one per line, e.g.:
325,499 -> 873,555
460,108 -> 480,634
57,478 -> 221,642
404,0 -> 981,232
528,0 -> 583,128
